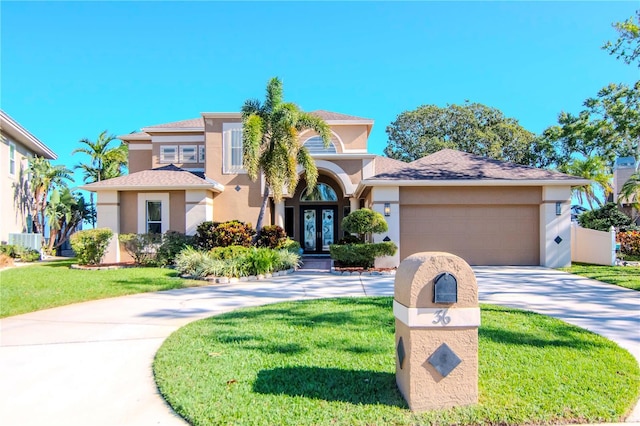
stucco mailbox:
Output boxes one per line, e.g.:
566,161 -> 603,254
394,252 -> 480,411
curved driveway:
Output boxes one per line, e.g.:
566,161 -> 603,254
0,267 -> 638,425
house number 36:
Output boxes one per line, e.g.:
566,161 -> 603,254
432,309 -> 451,325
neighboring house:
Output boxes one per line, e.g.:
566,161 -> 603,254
82,110 -> 589,268
0,110 -> 57,244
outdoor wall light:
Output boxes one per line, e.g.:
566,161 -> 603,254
556,202 -> 562,216
384,203 -> 391,217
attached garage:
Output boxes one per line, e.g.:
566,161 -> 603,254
356,149 -> 591,268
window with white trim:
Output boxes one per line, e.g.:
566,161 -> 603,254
198,145 -> 205,163
137,193 -> 170,234
160,145 -> 177,163
9,142 -> 16,176
179,145 -> 197,163
222,123 -> 245,173
303,136 -> 337,154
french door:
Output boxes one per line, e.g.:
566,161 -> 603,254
301,206 -> 337,253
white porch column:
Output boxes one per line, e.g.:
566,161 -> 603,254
540,186 -> 572,268
96,190 -> 120,263
349,197 -> 359,213
274,200 -> 285,228
370,186 -> 400,268
185,190 -> 212,236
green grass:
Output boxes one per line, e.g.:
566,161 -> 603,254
561,262 -> 640,291
0,259 -> 208,318
154,298 -> 640,426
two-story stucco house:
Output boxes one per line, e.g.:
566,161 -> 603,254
1,110 -> 57,244
83,110 -> 589,268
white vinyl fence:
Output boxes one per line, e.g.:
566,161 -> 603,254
570,223 -> 616,266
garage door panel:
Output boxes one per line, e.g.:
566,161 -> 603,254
400,205 -> 539,265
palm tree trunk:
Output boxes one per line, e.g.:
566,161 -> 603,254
254,185 -> 271,240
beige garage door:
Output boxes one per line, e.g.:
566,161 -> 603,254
400,205 -> 539,265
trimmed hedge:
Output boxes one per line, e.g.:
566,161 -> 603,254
70,228 -> 113,265
119,233 -> 161,266
329,242 -> 397,268
256,225 -> 288,249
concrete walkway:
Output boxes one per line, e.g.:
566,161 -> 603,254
0,267 -> 638,425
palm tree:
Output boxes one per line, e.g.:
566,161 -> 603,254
73,130 -> 128,183
619,171 -> 640,212
559,156 -> 613,209
241,77 -> 331,233
28,157 -> 73,235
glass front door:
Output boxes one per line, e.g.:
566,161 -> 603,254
301,207 -> 336,253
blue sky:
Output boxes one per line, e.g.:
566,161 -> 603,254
1,1 -> 637,188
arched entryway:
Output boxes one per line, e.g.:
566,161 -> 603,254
284,174 -> 349,254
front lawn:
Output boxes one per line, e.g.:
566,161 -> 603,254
0,259 -> 208,318
154,298 -> 640,426
561,262 -> 640,291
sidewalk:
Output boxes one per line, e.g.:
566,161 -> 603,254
0,268 -> 638,425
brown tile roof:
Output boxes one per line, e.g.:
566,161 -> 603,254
81,164 -> 223,191
310,110 -> 372,121
144,117 -> 204,129
373,156 -> 406,175
371,149 -> 584,181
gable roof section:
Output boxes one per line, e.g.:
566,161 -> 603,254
144,117 -> 205,129
0,110 -> 57,159
359,149 -> 590,192
80,164 -> 224,192
310,110 -> 372,122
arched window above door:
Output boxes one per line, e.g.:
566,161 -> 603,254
301,183 -> 338,202
303,136 -> 337,154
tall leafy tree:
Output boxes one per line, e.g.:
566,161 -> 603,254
28,157 -> 73,235
558,156 -> 613,209
73,130 -> 128,183
384,102 -> 540,165
603,10 -> 640,67
241,77 -> 331,233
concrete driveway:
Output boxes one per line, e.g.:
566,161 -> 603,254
0,267 -> 638,425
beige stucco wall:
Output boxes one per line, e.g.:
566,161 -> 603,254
127,147 -> 152,173
118,190 -> 187,234
0,131 -> 33,243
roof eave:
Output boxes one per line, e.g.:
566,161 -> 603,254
354,178 -> 592,198
140,127 -> 204,133
81,183 -> 225,193
0,111 -> 57,159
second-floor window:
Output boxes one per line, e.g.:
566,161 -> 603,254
179,146 -> 197,163
160,146 -> 177,163
198,145 -> 205,163
223,123 -> 245,173
9,142 -> 16,176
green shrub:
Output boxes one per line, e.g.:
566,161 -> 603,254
275,249 -> 301,271
210,245 -> 252,260
342,209 -> 388,241
337,234 -> 363,244
0,244 -> 18,258
578,203 -> 636,231
193,221 -> 220,251
194,220 -> 255,249
278,238 -> 301,253
174,247 -> 225,279
618,231 -> 640,256
0,245 -> 41,262
256,225 -> 288,249
246,248 -> 278,275
70,228 -> 113,265
18,248 -> 41,262
329,242 -> 397,268
118,233 -> 161,266
156,231 -> 195,266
